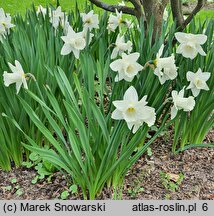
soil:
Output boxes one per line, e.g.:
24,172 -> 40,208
122,140 -> 214,200
0,130 -> 213,200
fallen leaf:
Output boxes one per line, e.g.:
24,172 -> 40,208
167,173 -> 180,182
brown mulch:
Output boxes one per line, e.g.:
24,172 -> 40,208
0,168 -> 72,200
123,143 -> 214,200
0,130 -> 213,200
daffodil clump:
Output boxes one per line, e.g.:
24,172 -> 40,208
0,4 -> 213,198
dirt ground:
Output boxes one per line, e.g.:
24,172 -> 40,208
0,130 -> 213,200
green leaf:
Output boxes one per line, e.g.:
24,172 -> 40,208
16,188 -> 23,196
11,178 -> 17,184
147,147 -> 153,157
69,185 -> 78,194
29,152 -> 40,161
60,191 -> 70,200
89,96 -> 110,143
22,161 -> 33,168
31,176 -> 39,184
4,186 -> 12,191
15,185 -> 20,190
18,97 -> 72,170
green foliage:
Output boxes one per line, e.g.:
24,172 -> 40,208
17,65 -> 168,199
7,178 -> 24,196
16,188 -> 24,196
0,5 -> 76,170
4,185 -> 12,191
127,178 -> 144,199
60,184 -> 78,199
11,178 -> 17,184
147,147 -> 153,157
60,190 -> 70,200
9,13 -> 171,197
172,19 -> 214,153
69,184 -> 78,194
1,4 -> 169,198
22,152 -> 56,184
160,171 -> 184,192
0,2 -> 213,199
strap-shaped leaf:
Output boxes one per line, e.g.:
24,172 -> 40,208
18,96 -> 72,169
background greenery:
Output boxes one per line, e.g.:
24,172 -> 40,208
0,0 -> 115,14
0,0 -> 213,22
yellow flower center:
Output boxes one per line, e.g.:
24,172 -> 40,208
127,65 -> 133,73
85,18 -> 92,24
127,107 -> 135,112
154,59 -> 158,67
1,21 -> 6,27
118,18 -> 123,24
186,45 -> 193,50
194,78 -> 202,87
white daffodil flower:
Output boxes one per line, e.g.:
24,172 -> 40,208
186,68 -> 210,97
154,44 -> 177,84
124,18 -> 133,29
0,8 -> 15,36
80,10 -> 99,31
175,32 -> 207,59
110,52 -> 143,82
63,19 -> 70,35
118,1 -> 126,6
50,6 -> 68,30
3,60 -> 28,94
36,5 -> 47,17
171,87 -> 195,119
111,34 -> 132,59
61,25 -> 86,59
82,29 -> 94,45
107,9 -> 123,32
112,86 -> 156,133
163,8 -> 168,21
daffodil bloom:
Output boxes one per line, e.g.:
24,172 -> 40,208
63,20 -> 70,35
107,9 -> 123,32
81,10 -> 99,31
61,25 -> 86,59
0,8 -> 15,36
153,44 -> 177,84
36,5 -> 47,17
111,34 -> 132,59
171,87 -> 195,119
175,32 -> 207,59
118,1 -> 126,6
110,52 -> 143,82
124,18 -> 133,29
3,60 -> 28,94
112,86 -> 156,133
82,29 -> 94,45
50,6 -> 68,30
163,8 -> 168,21
186,68 -> 210,97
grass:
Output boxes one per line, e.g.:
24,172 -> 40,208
0,0 -> 76,15
1,0 -> 213,22
0,0 -> 124,15
195,9 -> 214,21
